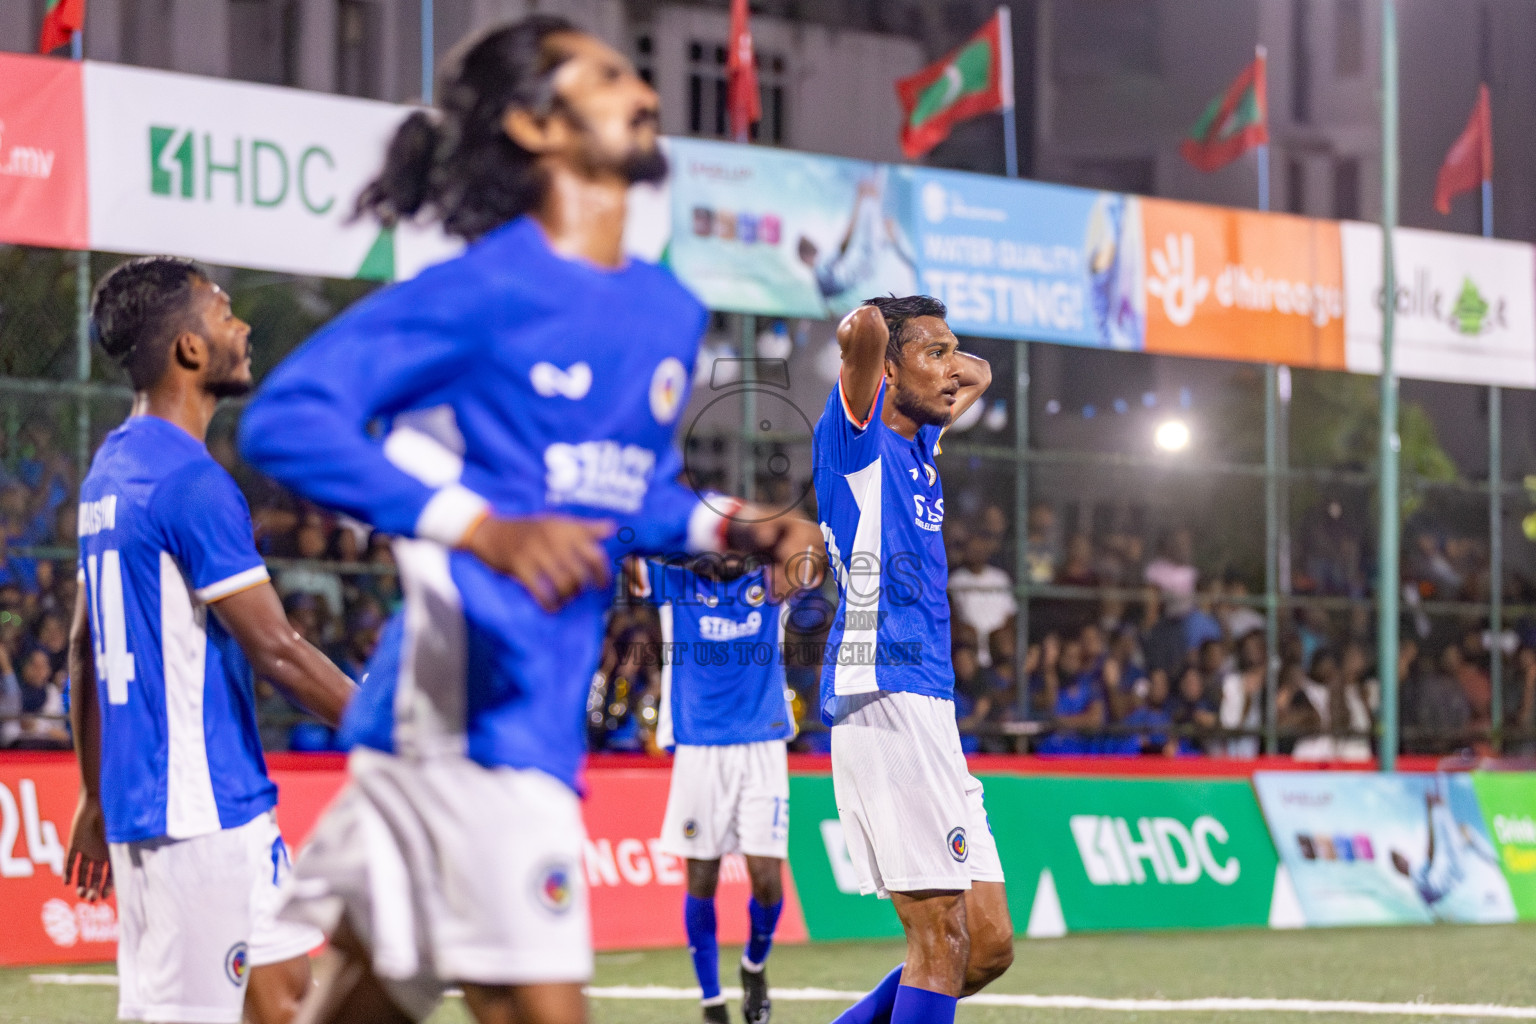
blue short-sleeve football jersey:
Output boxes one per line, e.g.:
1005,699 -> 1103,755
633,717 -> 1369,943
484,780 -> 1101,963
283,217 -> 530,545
240,216 -> 711,792
812,377 -> 952,723
637,560 -> 794,748
77,416 -> 275,844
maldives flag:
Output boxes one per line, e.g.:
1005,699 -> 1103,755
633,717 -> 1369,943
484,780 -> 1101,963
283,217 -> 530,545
1433,84 -> 1492,215
38,0 -> 85,54
896,8 -> 1012,160
1180,53 -> 1268,173
726,0 -> 760,141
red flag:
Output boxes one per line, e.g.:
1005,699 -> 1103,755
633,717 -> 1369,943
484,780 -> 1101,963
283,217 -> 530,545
1434,84 -> 1492,216
727,0 -> 760,142
895,11 -> 1010,160
1179,54 -> 1268,173
38,0 -> 85,54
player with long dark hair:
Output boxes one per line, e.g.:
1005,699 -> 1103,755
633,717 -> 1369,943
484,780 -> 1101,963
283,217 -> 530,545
240,17 -> 822,1024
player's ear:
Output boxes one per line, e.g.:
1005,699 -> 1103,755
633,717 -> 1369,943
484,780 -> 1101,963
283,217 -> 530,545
171,329 -> 207,372
502,106 -> 560,155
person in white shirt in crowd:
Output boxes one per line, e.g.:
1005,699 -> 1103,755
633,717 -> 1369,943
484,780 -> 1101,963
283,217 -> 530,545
1218,631 -> 1266,758
948,533 -> 1017,675
1144,527 -> 1197,618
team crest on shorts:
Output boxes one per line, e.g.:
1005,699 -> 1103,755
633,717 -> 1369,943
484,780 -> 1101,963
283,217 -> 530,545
683,819 -> 700,839
534,860 -> 576,915
947,827 -> 969,863
225,943 -> 249,986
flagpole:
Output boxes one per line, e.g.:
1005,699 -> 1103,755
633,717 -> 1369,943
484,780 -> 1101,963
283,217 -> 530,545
1378,0 -> 1401,773
421,0 -> 434,103
71,26 -> 92,479
1255,44 -> 1269,212
998,5 -> 1018,178
1483,130 -> 1501,750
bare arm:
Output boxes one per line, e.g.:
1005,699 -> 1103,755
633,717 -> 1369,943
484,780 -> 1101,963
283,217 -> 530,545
836,304 -> 889,426
210,582 -> 355,727
1059,698 -> 1106,731
947,351 -> 993,428
65,586 -> 112,901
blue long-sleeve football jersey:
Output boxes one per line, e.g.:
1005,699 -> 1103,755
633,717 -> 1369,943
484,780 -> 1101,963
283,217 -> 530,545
239,216 -> 716,790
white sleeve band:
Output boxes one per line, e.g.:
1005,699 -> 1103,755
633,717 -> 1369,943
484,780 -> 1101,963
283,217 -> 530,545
686,495 -> 742,554
196,565 -> 270,603
416,484 -> 491,547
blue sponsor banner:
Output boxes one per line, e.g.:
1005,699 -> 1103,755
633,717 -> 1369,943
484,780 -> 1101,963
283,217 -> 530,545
665,138 -> 918,319
897,168 -> 1145,347
1253,772 -> 1515,926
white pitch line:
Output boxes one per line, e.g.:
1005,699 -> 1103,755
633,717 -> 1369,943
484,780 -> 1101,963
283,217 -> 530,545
31,977 -> 1536,1018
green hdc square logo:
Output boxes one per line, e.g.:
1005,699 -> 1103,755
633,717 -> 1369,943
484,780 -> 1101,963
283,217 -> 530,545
148,125 -> 337,215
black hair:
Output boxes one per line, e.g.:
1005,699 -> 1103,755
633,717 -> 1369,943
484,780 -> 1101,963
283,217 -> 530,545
860,294 -> 948,364
355,16 -> 580,241
90,256 -> 208,390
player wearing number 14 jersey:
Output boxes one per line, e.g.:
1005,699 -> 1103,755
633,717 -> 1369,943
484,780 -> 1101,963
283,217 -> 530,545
65,257 -> 355,1024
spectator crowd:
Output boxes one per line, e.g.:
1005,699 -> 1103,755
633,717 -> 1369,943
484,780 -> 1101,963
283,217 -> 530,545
3,411 -> 1534,761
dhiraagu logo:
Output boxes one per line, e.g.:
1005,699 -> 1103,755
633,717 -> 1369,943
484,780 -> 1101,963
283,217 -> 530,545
1069,814 -> 1241,886
149,126 -> 336,214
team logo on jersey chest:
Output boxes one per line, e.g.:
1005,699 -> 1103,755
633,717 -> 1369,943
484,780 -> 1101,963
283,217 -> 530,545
530,361 -> 593,400
913,495 -> 945,532
744,583 -> 766,606
650,357 -> 688,424
683,819 -> 700,839
947,827 -> 969,863
225,943 -> 249,985
533,860 -> 577,914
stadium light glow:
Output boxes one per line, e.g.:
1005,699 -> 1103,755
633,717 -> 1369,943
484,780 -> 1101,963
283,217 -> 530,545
1154,419 -> 1191,453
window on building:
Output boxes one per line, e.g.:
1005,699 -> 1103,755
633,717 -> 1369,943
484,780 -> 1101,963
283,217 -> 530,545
337,0 -> 381,98
1292,0 -> 1312,123
1334,158 -> 1360,220
686,39 -> 786,144
1334,0 -> 1363,77
1053,0 -> 1159,81
1287,157 -> 1306,214
120,0 -> 175,68
1070,159 -> 1154,196
229,0 -> 299,86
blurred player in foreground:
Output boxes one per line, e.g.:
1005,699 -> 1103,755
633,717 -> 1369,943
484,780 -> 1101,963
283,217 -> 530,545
239,17 -> 823,1024
814,297 -> 1011,1024
634,556 -> 795,1024
65,256 -> 356,1024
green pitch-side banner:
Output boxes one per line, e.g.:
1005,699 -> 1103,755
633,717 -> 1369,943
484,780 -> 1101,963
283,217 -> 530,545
1470,772 -> 1536,920
787,775 -> 1280,940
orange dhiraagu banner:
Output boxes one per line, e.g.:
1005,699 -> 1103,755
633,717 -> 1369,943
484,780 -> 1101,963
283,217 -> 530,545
0,53 -> 88,250
1140,197 -> 1346,369
0,758 -> 808,965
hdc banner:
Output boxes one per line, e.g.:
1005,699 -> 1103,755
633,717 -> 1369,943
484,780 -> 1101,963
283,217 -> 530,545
1254,772 -> 1515,926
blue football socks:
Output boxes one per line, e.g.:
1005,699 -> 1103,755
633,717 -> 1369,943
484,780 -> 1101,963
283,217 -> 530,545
830,963 -> 905,1024
890,985 -> 957,1024
743,896 -> 783,969
684,894 -> 722,1003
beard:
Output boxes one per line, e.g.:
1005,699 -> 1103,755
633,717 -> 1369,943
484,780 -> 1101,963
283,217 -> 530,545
621,144 -> 669,185
206,376 -> 253,400
890,383 -> 951,429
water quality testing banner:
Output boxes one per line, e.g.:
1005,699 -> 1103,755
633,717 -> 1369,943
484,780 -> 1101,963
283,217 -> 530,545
788,774 -> 1279,941
1253,772 -> 1515,926
899,168 -> 1144,349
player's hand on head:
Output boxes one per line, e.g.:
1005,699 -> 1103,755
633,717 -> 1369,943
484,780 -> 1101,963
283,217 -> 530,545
65,793 -> 113,902
726,506 -> 826,602
466,514 -> 615,612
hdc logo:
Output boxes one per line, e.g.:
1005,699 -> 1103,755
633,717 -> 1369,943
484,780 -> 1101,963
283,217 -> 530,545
149,126 -> 336,214
1069,814 -> 1240,886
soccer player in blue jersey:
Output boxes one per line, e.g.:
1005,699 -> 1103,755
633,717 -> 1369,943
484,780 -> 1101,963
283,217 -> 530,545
237,18 -> 822,1024
62,256 -> 357,1024
635,556 -> 794,1024
814,297 -> 1013,1024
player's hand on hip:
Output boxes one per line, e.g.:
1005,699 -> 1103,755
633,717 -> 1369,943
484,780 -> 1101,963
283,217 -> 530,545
466,515 -> 615,612
65,793 -> 113,901
726,507 -> 826,602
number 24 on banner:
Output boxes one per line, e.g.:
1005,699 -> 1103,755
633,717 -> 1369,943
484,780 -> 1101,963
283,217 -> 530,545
0,779 -> 66,878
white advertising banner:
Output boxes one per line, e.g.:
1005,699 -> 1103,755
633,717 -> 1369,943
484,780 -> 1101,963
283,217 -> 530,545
1341,222 -> 1536,388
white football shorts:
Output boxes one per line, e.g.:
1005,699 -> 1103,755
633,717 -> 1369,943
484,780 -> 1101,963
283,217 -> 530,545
110,808 -> 321,1024
830,690 -> 1004,899
658,741 -> 790,861
277,748 -> 591,1021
